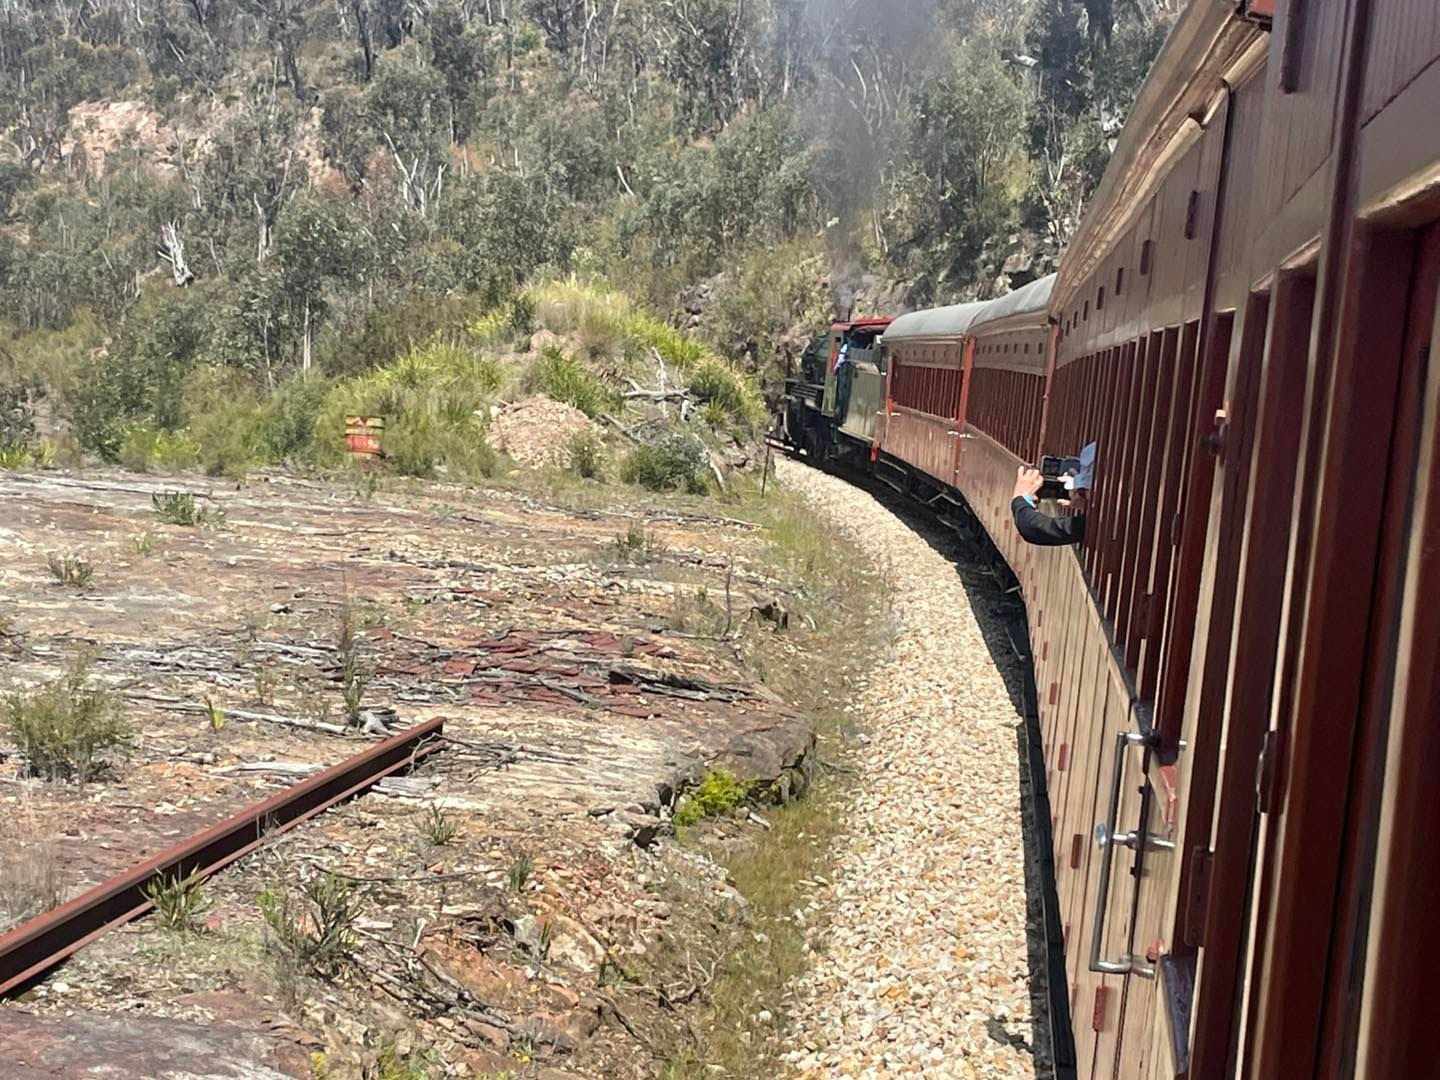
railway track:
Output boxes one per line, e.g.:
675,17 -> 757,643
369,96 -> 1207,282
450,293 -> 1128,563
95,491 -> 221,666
0,717 -> 445,997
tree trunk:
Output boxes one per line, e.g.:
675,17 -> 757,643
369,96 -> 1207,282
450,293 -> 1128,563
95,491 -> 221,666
302,297 -> 313,373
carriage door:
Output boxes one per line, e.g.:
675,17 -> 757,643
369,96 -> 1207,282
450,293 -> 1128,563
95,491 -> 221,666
1179,265 -> 1317,1080
1346,221 -> 1440,1080
951,337 -> 976,486
1242,221 -> 1440,1080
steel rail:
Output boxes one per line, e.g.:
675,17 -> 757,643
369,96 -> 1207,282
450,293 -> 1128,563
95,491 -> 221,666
0,716 -> 445,997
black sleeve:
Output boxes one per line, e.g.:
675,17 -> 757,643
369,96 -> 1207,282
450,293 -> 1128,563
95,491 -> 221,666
1011,497 -> 1086,547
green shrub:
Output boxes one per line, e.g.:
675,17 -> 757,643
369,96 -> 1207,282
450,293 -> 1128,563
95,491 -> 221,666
0,443 -> 56,470
190,403 -> 268,479
611,523 -> 664,563
67,284 -> 228,459
689,356 -> 763,424
372,1042 -> 436,1080
440,427 -> 505,482
3,655 -> 131,782
622,309 -> 709,372
260,375 -> 332,461
619,432 -> 709,493
175,369 -> 335,478
528,278 -> 628,336
316,342 -> 501,473
378,412 -> 500,481
468,309 -> 510,348
117,423 -> 201,472
182,367 -> 269,478
372,414 -> 437,478
577,307 -> 624,359
699,400 -> 729,427
674,769 -> 750,828
530,346 -> 617,419
567,429 -> 605,479
507,292 -> 536,340
152,491 -> 224,527
521,277 -> 760,422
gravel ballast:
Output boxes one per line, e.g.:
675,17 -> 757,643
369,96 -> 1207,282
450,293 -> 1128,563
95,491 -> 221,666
778,458 -> 1047,1078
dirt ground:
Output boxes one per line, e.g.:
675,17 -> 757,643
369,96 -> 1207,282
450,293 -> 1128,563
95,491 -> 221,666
0,466 -> 819,1079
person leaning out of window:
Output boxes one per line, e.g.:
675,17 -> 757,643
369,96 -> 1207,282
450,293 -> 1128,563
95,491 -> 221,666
1011,442 -> 1094,546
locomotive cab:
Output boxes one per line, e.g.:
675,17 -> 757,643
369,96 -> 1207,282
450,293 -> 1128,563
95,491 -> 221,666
821,319 -> 891,446
781,317 -> 893,461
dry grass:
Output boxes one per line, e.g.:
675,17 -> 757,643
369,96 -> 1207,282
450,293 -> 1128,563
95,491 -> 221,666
0,802 -> 62,927
45,552 -> 94,589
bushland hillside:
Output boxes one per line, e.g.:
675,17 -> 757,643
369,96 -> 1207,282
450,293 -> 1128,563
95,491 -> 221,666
1,0 -> 1172,475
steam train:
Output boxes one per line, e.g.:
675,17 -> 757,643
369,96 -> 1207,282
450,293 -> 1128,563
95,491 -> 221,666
778,2 -> 1440,1078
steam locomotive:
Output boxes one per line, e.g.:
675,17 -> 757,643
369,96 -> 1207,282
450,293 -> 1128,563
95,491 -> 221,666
777,2 -> 1440,1078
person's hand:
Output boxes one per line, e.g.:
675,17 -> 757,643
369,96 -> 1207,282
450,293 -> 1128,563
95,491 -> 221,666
1014,466 -> 1043,500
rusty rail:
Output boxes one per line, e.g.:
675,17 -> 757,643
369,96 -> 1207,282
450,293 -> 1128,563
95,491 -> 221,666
0,716 -> 445,997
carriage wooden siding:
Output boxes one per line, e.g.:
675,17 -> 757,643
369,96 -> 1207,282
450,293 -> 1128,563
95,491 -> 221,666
877,303 -> 985,489
861,2 -> 1440,1077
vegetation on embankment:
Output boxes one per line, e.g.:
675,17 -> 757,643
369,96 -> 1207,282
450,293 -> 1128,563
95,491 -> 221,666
1,276 -> 761,495
656,487 -> 895,1078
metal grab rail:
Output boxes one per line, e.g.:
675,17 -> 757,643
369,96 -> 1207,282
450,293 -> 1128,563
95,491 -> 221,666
1090,728 -> 1158,975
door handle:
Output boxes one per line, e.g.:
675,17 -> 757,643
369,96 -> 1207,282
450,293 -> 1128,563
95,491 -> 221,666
1090,729 -> 1156,975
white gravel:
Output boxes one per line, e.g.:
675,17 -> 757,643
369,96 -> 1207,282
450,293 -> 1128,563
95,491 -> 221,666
778,458 -> 1045,1079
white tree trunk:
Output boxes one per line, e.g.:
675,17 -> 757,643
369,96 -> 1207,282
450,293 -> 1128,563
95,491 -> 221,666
302,297 -> 312,373
156,221 -> 195,286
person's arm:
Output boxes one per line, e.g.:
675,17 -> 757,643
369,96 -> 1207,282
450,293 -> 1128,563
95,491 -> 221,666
1011,496 -> 1085,546
1011,466 -> 1086,546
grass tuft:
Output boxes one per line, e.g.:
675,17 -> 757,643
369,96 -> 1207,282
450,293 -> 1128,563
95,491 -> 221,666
524,277 -> 760,424
145,869 -> 212,933
530,346 -> 618,419
0,811 -> 61,924
259,872 -> 358,977
415,804 -> 459,847
152,491 -> 224,527
611,523 -> 665,564
336,600 -> 370,727
507,851 -> 534,892
46,552 -> 94,589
